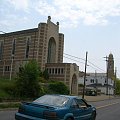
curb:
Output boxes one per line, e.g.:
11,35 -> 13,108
86,96 -> 120,102
0,108 -> 18,111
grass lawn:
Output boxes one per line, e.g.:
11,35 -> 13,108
0,78 -> 16,101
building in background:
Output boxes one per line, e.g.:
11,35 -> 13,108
0,16 -> 79,95
78,53 -> 115,95
78,73 -> 114,95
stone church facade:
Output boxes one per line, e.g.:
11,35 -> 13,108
0,16 -> 79,95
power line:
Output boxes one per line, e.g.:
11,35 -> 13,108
64,53 -> 105,72
64,53 -> 85,61
63,56 -> 85,64
87,60 -> 105,72
64,55 -> 104,72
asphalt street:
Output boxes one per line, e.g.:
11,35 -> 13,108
0,110 -> 17,120
0,98 -> 120,120
96,102 -> 120,120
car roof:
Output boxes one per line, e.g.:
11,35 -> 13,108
45,94 -> 82,99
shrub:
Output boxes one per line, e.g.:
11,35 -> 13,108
48,81 -> 69,95
15,60 -> 40,98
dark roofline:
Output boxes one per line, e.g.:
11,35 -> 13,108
87,83 -> 114,88
0,28 -> 38,37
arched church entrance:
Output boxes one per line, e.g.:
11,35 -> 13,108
71,74 -> 77,95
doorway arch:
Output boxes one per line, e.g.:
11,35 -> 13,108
71,74 -> 77,95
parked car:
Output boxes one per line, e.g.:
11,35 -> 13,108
15,94 -> 96,120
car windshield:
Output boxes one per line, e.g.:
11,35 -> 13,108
33,95 -> 69,107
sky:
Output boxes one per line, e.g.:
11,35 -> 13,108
0,0 -> 120,77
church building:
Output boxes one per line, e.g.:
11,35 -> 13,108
0,16 -> 79,95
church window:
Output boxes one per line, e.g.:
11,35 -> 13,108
25,37 -> 31,59
0,41 -> 3,60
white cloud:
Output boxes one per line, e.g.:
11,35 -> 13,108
0,14 -> 29,31
1,0 -> 120,29
34,0 -> 120,27
7,0 -> 29,11
35,0 -> 56,16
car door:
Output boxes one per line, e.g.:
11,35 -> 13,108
75,98 -> 92,120
69,99 -> 81,120
69,98 -> 90,120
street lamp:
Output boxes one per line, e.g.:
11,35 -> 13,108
10,54 -> 14,80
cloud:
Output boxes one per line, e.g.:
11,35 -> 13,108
0,14 -> 29,31
0,0 -> 30,31
1,0 -> 120,29
7,0 -> 29,11
35,0 -> 120,27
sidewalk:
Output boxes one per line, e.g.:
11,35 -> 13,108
83,95 -> 115,102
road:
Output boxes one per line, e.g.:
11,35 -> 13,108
0,110 -> 17,120
89,98 -> 120,120
0,98 -> 120,120
96,102 -> 120,120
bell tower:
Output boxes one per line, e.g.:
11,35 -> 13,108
108,53 -> 114,79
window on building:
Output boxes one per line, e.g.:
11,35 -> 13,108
5,66 -> 10,71
90,79 -> 94,83
0,41 -> 3,60
52,68 -> 54,74
11,39 -> 16,58
105,79 -> 107,83
25,37 -> 31,59
49,68 -> 51,74
61,68 -> 64,74
90,79 -> 92,83
58,68 -> 60,74
55,68 -> 57,74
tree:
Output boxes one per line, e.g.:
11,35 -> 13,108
48,81 -> 69,95
116,79 -> 120,95
15,60 -> 40,98
42,69 -> 49,80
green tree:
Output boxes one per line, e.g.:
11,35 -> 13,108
48,81 -> 69,95
15,60 -> 40,98
116,79 -> 120,95
43,69 -> 49,80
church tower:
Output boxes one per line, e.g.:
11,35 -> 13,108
108,53 -> 114,79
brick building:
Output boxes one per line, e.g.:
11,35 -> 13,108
0,16 -> 79,95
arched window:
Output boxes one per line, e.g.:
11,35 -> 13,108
12,39 -> 16,58
25,37 -> 31,59
0,41 -> 3,60
47,37 -> 56,63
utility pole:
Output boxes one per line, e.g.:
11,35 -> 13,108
104,56 -> 109,95
82,51 -> 88,99
95,70 -> 97,95
114,67 -> 117,96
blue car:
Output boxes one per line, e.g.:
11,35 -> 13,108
15,94 -> 96,120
